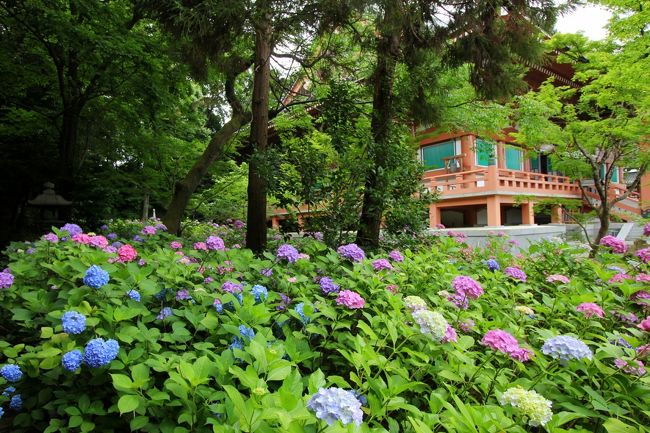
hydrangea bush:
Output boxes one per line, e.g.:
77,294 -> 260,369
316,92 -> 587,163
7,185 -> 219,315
0,221 -> 648,432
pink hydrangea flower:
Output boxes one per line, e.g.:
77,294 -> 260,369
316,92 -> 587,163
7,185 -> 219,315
335,290 -> 365,309
89,235 -> 108,249
546,274 -> 570,284
386,284 -> 399,294
636,273 -> 650,283
72,233 -> 92,244
141,225 -> 157,235
459,320 -> 475,333
644,222 -> 650,236
170,241 -> 182,249
639,316 -> 650,332
576,302 -> 605,318
599,235 -> 627,253
636,247 -> 650,264
287,277 -> 297,283
194,242 -> 208,251
504,266 -> 527,282
450,276 -> 483,309
442,325 -> 457,343
297,253 -> 310,261
614,359 -> 646,376
609,273 -> 633,283
637,344 -> 650,359
117,244 -> 138,262
43,233 -> 58,243
481,329 -> 531,362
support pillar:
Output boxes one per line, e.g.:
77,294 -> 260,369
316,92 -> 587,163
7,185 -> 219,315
429,204 -> 442,228
487,196 -> 501,226
521,202 -> 535,225
550,205 -> 563,224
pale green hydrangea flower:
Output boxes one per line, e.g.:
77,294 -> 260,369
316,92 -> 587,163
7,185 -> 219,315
404,296 -> 428,311
499,387 -> 553,427
412,310 -> 448,342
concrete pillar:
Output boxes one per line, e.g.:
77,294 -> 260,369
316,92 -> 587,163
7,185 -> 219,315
521,202 -> 535,225
429,204 -> 442,228
487,196 -> 501,226
461,135 -> 474,170
550,206 -> 563,224
496,142 -> 506,169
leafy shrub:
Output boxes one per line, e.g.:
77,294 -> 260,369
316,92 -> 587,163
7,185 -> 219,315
0,221 -> 649,432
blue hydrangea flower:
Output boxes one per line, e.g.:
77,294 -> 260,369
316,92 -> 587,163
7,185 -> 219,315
107,233 -> 117,240
2,386 -> 15,396
541,335 -> 592,363
229,337 -> 244,351
486,259 -> 500,271
0,365 -> 22,382
154,288 -> 169,300
127,290 -> 141,302
239,325 -> 255,341
307,387 -> 363,426
83,338 -> 119,368
0,406 -> 4,419
62,350 -> 83,372
295,302 -> 311,324
83,265 -> 109,289
157,307 -> 173,320
61,311 -> 86,335
251,285 -> 268,303
133,235 -> 144,243
9,394 -> 22,410
214,299 -> 223,313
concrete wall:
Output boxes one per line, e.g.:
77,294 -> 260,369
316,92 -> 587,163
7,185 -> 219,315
428,224 -> 567,250
565,222 -> 645,243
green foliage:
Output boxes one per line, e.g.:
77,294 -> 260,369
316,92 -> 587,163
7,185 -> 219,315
1,221 -> 650,432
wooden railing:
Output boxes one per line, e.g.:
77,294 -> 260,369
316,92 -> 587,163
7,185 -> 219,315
422,166 -> 581,197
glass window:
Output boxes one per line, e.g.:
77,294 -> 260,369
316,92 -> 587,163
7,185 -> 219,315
476,138 -> 494,166
530,155 -> 539,171
422,140 -> 456,170
505,146 -> 523,170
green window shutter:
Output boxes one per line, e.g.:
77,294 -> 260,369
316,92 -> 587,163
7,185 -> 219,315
476,138 -> 493,166
530,156 -> 539,171
422,141 -> 455,170
612,166 -> 619,183
505,146 -> 522,170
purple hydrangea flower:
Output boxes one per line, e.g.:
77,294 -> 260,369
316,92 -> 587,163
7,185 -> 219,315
319,277 -> 340,295
107,233 -> 117,240
307,388 -> 363,426
277,244 -> 299,263
61,311 -> 86,335
43,233 -> 59,243
60,223 -> 82,236
141,225 -> 157,235
504,267 -> 527,282
0,270 -> 14,289
599,235 -> 627,253
83,338 -> 119,368
372,259 -> 393,271
222,281 -> 243,293
388,250 -> 404,262
486,259 -> 500,271
337,243 -> 365,262
206,235 -> 225,251
176,290 -> 191,301
261,268 -> 273,277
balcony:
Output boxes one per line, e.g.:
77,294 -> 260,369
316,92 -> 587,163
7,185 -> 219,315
422,165 -> 582,198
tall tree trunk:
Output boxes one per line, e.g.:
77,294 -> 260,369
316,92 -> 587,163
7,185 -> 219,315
163,109 -> 250,234
356,6 -> 400,249
595,207 -> 610,245
58,102 -> 82,190
246,12 -> 272,254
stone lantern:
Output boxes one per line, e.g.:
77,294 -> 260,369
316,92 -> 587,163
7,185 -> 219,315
26,182 -> 72,229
